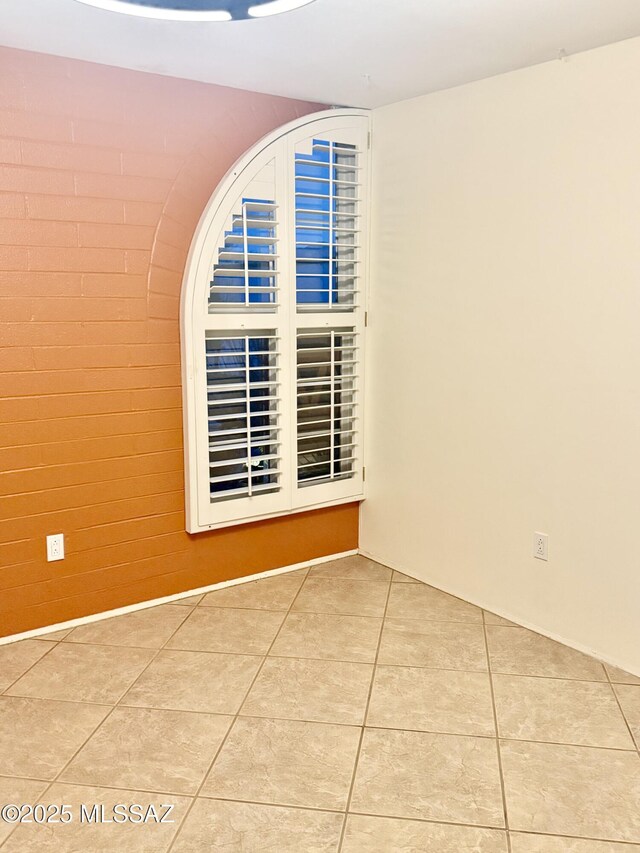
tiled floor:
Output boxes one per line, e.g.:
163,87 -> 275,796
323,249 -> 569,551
0,555 -> 639,852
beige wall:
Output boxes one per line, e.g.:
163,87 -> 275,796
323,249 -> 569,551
363,37 -> 640,674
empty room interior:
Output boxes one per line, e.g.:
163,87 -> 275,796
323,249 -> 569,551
1,0 -> 640,850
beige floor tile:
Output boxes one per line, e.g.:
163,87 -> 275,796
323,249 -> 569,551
367,666 -> 495,736
40,628 -> 73,640
501,740 -> 640,842
510,834 -> 640,852
493,675 -> 634,748
606,664 -> 640,685
65,605 -> 189,649
2,568 -> 635,853
292,577 -> 389,617
174,594 -> 204,605
351,728 -> 504,826
0,640 -> 56,691
0,777 -> 50,844
171,798 -> 342,853
343,815 -> 508,852
201,573 -> 305,610
486,627 -> 607,681
614,684 -> 640,746
392,570 -> 421,583
202,716 -> 360,810
61,707 -> 232,796
386,583 -> 483,622
241,656 -> 373,725
166,607 -> 285,655
270,612 -> 382,663
378,619 -> 488,670
484,611 -> 518,627
0,697 -> 109,779
121,649 -> 261,714
6,643 -> 156,704
1,782 -> 191,853
309,555 -> 392,581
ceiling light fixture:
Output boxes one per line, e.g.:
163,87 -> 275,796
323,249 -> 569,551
73,0 -> 316,21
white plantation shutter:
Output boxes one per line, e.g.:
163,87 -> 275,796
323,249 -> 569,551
181,110 -> 368,532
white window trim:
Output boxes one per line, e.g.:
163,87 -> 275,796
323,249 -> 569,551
180,108 -> 370,533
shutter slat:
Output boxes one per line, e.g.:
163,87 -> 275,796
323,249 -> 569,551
297,375 -> 359,387
298,443 -> 356,456
218,251 -> 278,261
232,217 -> 280,227
295,176 -> 359,186
295,192 -> 360,202
209,453 -> 280,469
206,481 -> 281,500
213,269 -> 279,278
298,470 -> 355,486
210,467 -> 281,485
295,209 -> 361,217
208,382 -> 279,395
296,225 -> 358,232
209,438 -> 281,452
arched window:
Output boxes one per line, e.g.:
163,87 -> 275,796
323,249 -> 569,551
181,109 -> 369,532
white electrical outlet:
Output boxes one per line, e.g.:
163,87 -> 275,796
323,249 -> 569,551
46,533 -> 65,562
533,532 -> 548,561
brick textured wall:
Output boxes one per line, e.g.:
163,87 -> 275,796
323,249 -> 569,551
0,47 -> 359,638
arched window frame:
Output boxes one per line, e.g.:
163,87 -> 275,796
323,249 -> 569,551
181,109 -> 370,533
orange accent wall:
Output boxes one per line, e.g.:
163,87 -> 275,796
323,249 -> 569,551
0,47 -> 359,639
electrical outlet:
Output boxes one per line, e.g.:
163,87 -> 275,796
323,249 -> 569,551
46,533 -> 65,562
533,532 -> 548,561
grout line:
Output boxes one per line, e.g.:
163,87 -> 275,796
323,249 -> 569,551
604,668 -> 640,757
497,735 -> 637,753
18,634 -> 619,683
487,669 -> 609,684
304,574 -> 393,584
23,688 -> 627,757
5,630 -> 627,695
346,813 -> 640,847
482,607 -> 512,853
193,794 -> 344,815
3,650 -> 625,698
165,558 -> 316,853
0,773 -> 55,784
283,610 -> 478,622
344,810 -> 505,831
336,572 -> 393,852
3,772 -> 640,850
0,695 -> 114,709
507,828 -> 640,846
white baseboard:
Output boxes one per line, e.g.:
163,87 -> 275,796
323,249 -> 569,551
0,549 -> 358,647
358,547 -> 640,680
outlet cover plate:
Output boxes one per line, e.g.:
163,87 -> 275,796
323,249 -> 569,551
46,533 -> 65,562
533,531 -> 548,561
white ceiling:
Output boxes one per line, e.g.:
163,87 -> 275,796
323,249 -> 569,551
2,0 -> 640,107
